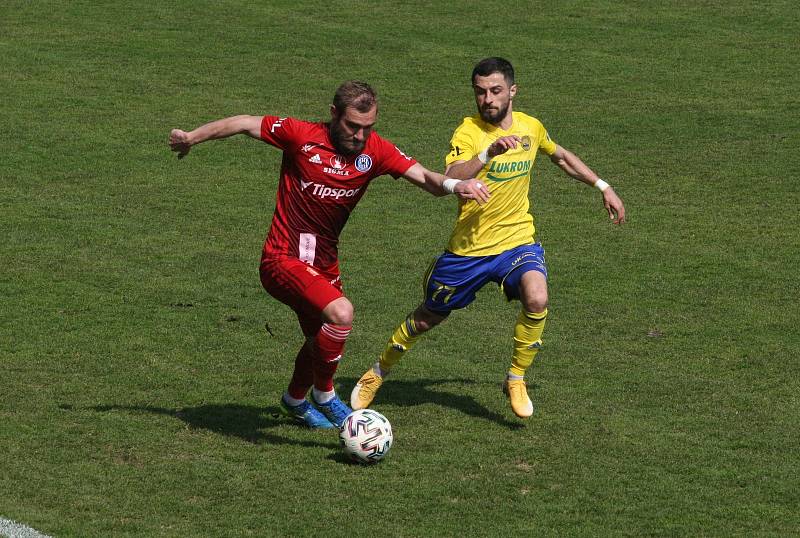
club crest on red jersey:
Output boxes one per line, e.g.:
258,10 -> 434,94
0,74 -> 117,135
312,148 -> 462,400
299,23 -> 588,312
355,154 -> 372,172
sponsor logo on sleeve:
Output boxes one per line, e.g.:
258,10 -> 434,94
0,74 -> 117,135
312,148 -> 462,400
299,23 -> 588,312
269,118 -> 287,133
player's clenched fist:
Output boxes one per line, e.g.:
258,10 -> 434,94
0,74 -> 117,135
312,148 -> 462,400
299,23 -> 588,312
169,129 -> 192,159
454,178 -> 491,206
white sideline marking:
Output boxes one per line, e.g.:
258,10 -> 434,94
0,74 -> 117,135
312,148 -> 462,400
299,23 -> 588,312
0,518 -> 53,538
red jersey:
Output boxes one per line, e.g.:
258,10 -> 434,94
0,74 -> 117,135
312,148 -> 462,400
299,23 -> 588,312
259,115 -> 416,273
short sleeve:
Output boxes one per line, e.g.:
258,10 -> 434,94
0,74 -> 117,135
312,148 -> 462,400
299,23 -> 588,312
260,116 -> 299,150
538,126 -> 557,156
375,136 -> 417,178
445,119 -> 476,167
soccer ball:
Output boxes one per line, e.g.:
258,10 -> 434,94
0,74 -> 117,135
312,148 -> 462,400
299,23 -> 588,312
339,409 -> 393,464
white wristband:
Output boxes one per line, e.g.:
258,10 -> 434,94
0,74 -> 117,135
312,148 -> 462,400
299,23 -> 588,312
442,178 -> 460,194
594,179 -> 610,192
477,148 -> 489,164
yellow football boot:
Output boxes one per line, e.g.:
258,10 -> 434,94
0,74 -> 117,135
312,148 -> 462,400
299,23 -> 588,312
350,368 -> 384,410
503,378 -> 533,418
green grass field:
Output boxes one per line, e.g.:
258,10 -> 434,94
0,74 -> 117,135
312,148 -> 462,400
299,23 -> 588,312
2,1 -> 799,536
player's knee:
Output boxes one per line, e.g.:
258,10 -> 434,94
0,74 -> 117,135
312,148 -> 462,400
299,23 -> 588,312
522,291 -> 548,314
413,307 -> 447,332
323,297 -> 354,326
414,318 -> 436,332
518,269 -> 548,313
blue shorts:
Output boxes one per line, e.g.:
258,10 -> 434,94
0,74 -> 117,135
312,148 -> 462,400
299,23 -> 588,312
423,243 -> 547,314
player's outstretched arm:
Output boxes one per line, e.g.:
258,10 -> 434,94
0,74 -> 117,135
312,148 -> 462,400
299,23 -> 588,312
549,145 -> 626,224
401,163 -> 490,205
169,115 -> 263,159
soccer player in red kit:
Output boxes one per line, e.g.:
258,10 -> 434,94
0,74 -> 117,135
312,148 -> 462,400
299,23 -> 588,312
169,81 -> 489,428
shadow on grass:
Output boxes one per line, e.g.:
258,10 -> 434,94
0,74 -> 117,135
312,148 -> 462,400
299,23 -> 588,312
81,403 -> 338,448
76,375 -> 526,447
336,377 -> 526,430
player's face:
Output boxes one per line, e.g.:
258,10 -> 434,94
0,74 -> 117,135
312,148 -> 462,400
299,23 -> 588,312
473,73 -> 516,125
329,105 -> 377,156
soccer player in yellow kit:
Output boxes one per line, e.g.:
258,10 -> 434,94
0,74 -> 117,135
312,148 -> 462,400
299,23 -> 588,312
351,57 -> 626,418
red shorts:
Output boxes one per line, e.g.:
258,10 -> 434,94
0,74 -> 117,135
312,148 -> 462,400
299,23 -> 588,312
260,256 -> 343,337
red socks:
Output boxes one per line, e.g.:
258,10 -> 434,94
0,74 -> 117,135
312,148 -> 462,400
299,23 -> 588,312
287,323 -> 351,398
312,323 -> 351,392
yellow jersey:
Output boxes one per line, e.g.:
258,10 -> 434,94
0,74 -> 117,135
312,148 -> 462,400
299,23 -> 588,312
444,111 -> 557,256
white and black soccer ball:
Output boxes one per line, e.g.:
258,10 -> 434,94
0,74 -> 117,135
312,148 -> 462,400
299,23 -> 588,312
339,409 -> 393,464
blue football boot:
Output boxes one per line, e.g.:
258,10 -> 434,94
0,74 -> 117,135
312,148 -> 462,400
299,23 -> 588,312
280,396 -> 335,429
311,393 -> 353,428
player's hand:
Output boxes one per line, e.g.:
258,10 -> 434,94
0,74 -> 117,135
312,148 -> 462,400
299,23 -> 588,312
454,178 -> 491,205
487,135 -> 522,159
169,129 -> 193,159
602,188 -> 626,224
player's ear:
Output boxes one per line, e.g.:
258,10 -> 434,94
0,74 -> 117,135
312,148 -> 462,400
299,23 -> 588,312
509,84 -> 517,99
330,104 -> 340,121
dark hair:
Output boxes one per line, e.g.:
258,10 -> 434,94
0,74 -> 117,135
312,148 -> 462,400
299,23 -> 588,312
332,81 -> 378,114
472,57 -> 515,86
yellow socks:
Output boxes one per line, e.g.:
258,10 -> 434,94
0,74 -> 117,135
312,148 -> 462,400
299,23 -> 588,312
378,317 -> 421,372
509,309 -> 547,377
376,308 -> 545,379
